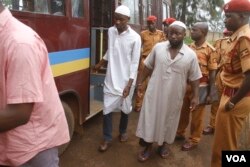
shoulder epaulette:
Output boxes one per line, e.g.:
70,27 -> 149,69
206,42 -> 216,51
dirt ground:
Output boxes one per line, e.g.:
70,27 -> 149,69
59,107 -> 213,167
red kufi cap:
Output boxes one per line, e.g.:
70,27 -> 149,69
223,0 -> 250,12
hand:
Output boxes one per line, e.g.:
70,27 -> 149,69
123,85 -> 131,98
225,100 -> 235,112
190,97 -> 199,112
136,84 -> 143,98
92,65 -> 99,73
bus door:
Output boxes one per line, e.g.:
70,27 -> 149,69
88,0 -> 114,119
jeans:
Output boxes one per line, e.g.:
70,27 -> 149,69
19,147 -> 59,167
103,111 -> 128,141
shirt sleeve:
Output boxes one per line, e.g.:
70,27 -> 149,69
6,43 -> 44,104
129,35 -> 142,79
239,37 -> 250,73
208,48 -> 218,70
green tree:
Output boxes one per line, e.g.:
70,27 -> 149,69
171,0 -> 225,31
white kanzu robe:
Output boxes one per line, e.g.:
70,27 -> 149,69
103,26 -> 141,115
136,41 -> 202,145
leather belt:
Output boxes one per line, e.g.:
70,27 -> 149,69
223,86 -> 250,97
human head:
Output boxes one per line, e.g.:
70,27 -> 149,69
146,15 -> 157,32
162,17 -> 176,36
168,21 -> 186,48
223,0 -> 250,32
162,18 -> 176,27
114,5 -> 130,33
190,22 -> 208,42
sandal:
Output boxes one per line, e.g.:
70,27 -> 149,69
157,144 -> 169,159
137,146 -> 152,162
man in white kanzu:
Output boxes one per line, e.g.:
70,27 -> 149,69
135,21 -> 202,162
93,5 -> 141,152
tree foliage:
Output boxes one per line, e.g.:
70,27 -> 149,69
172,0 -> 225,32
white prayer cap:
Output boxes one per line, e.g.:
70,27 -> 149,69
169,21 -> 187,30
115,5 -> 130,17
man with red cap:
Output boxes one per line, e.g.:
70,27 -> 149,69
211,0 -> 250,166
162,17 -> 176,38
134,15 -> 165,112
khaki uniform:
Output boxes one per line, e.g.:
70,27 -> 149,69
177,41 -> 217,144
208,37 -> 230,129
134,29 -> 165,110
211,25 -> 250,167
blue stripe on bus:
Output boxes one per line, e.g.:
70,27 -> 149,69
49,48 -> 90,65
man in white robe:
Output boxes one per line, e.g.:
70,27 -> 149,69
135,21 -> 202,162
93,5 -> 141,152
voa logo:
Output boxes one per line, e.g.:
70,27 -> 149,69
226,155 -> 247,163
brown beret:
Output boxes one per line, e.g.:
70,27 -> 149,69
224,0 -> 250,12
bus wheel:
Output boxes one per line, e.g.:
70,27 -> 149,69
58,101 -> 75,155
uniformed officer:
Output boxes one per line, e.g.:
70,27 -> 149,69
162,17 -> 176,38
203,29 -> 233,135
176,22 -> 218,151
211,0 -> 250,166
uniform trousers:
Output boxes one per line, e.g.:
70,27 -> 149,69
211,95 -> 250,167
207,71 -> 223,129
177,93 -> 206,143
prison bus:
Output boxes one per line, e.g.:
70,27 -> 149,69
5,0 -> 172,152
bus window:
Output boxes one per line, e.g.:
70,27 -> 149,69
142,0 -> 152,25
162,1 -> 170,20
51,0 -> 65,16
2,0 -> 65,15
72,0 -> 83,18
121,0 -> 139,24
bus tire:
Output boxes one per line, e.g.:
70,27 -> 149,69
58,101 -> 75,155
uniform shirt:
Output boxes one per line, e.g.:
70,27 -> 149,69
220,24 -> 250,88
0,9 -> 70,166
213,37 -> 230,69
103,26 -> 141,96
189,41 -> 218,85
141,29 -> 165,57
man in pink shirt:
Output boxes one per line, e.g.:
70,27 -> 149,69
0,2 -> 70,167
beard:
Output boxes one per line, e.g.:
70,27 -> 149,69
169,40 -> 183,48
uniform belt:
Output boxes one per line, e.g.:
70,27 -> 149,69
200,76 -> 208,83
223,86 -> 250,97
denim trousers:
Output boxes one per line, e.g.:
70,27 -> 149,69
19,147 -> 59,167
103,111 -> 128,141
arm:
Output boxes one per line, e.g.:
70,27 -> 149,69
122,78 -> 134,98
225,38 -> 250,111
136,65 -> 153,98
0,103 -> 34,132
189,79 -> 200,111
225,71 -> 250,111
92,59 -> 108,73
123,36 -> 142,98
206,69 -> 216,103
